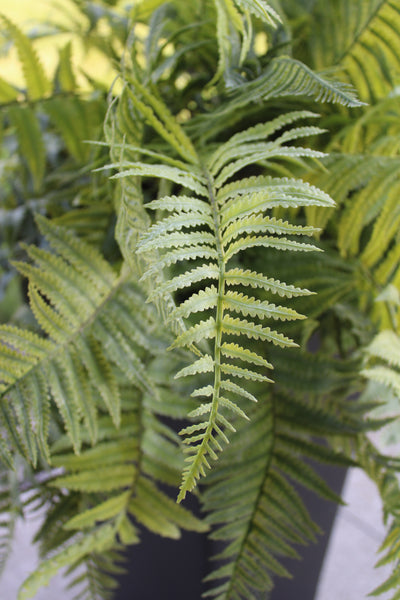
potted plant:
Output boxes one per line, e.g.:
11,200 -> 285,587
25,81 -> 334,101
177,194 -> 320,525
1,1 -> 400,598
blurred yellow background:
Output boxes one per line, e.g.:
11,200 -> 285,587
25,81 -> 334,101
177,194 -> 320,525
0,0 -> 116,89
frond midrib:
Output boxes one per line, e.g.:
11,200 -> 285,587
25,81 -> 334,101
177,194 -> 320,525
222,399 -> 277,599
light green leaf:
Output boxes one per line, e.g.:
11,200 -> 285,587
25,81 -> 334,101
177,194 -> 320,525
175,355 -> 215,378
64,492 -> 130,531
222,314 -> 297,347
221,342 -> 273,368
18,524 -> 115,600
8,107 -> 45,191
223,290 -> 305,321
111,163 -> 208,196
225,268 -> 312,297
169,317 -> 217,349
51,465 -> 136,492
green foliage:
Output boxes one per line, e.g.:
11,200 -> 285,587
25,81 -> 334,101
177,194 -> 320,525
1,0 -> 400,599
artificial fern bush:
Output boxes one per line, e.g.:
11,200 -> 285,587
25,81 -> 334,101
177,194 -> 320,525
1,0 -> 400,598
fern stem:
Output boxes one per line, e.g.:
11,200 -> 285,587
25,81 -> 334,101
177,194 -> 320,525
206,168 -> 226,414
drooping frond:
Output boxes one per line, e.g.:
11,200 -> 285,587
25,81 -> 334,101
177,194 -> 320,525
199,55 -> 362,129
190,56 -> 363,145
18,523 -> 118,600
309,0 -> 400,101
209,0 -> 281,86
110,77 -> 335,500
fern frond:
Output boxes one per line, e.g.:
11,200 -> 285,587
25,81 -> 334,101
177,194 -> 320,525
366,331 -> 400,368
0,219 -> 164,461
56,42 -> 77,92
361,182 -> 400,268
45,97 -> 99,162
125,77 -> 198,163
117,90 -> 335,499
352,436 -> 400,599
0,471 -> 19,576
67,550 -> 125,600
210,56 -> 363,121
224,268 -> 313,297
211,0 -> 241,86
111,162 -> 208,195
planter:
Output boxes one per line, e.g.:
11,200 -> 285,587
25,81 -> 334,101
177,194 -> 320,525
115,464 -> 347,599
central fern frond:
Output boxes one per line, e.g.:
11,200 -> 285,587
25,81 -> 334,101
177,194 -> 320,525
113,97 -> 336,499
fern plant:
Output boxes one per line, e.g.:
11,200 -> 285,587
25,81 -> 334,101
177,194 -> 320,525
1,0 -> 400,599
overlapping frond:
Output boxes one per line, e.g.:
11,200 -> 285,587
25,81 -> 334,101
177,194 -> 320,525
360,329 -> 400,447
202,391 -> 357,600
15,340 -> 206,599
0,14 -> 106,200
0,218 -> 166,465
322,102 -> 400,274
